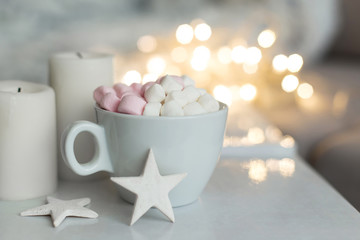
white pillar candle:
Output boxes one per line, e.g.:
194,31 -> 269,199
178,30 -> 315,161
50,52 -> 114,180
0,80 -> 57,200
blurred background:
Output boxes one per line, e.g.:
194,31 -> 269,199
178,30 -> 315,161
1,0 -> 360,209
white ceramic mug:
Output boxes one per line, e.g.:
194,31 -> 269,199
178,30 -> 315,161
61,103 -> 227,207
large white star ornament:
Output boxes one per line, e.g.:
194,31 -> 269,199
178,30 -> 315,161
20,196 -> 98,227
111,149 -> 187,226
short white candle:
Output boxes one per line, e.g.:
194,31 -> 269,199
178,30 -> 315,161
50,52 -> 114,180
0,80 -> 57,200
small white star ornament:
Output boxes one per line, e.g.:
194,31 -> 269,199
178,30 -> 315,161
20,196 -> 98,227
111,149 -> 187,225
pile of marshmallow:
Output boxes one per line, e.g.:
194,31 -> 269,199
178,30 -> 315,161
93,75 -> 219,116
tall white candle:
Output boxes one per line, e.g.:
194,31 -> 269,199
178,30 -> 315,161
0,80 -> 57,200
50,52 -> 114,180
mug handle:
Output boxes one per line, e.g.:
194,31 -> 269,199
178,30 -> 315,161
61,120 -> 114,176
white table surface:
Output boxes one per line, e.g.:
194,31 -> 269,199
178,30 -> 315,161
1,154 -> 360,240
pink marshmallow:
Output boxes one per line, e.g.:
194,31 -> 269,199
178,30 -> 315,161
140,81 -> 156,97
113,83 -> 133,98
119,90 -> 141,100
99,92 -> 121,112
117,95 -> 147,115
93,86 -> 116,103
155,77 -> 162,84
114,82 -> 141,99
130,83 -> 143,95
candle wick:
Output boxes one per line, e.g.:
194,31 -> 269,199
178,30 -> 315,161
18,87 -> 21,93
76,52 -> 83,59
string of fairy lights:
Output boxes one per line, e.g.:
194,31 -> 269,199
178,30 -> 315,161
114,19 -> 313,107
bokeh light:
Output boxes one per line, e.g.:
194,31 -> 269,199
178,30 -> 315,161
191,46 -> 211,71
279,158 -> 296,177
239,84 -> 257,101
176,24 -> 194,44
265,158 -> 295,177
242,63 -> 258,74
193,46 -> 211,60
231,45 -> 247,63
146,57 -> 166,75
247,127 -> 265,144
194,23 -> 212,41
272,54 -> 288,72
245,47 -> 262,65
297,83 -> 314,99
122,70 -> 142,85
281,75 -> 299,93
137,35 -> 157,53
248,159 -> 267,183
213,85 -> 232,106
142,73 -> 158,84
257,29 -> 276,48
280,135 -> 295,148
287,54 -> 304,73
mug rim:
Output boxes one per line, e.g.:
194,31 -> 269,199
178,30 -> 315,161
94,101 -> 228,120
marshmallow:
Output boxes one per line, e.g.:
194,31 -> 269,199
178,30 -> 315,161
160,100 -> 184,116
143,102 -> 162,116
99,92 -> 121,112
159,75 -> 183,94
181,75 -> 196,87
183,102 -> 206,116
157,75 -> 184,87
93,86 -> 115,103
165,90 -> 187,107
114,83 -> 136,99
171,75 -> 185,87
198,93 -> 220,113
120,90 -> 139,99
182,86 -> 201,104
198,88 -> 207,96
130,83 -> 143,95
144,84 -> 166,103
140,81 -> 156,96
117,95 -> 147,115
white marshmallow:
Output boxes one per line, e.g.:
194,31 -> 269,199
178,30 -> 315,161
160,100 -> 184,116
160,75 -> 183,94
198,88 -> 207,96
181,75 -> 196,87
143,102 -> 162,116
198,93 -> 220,113
144,84 -> 165,103
182,86 -> 201,104
183,102 -> 206,116
165,90 -> 187,107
